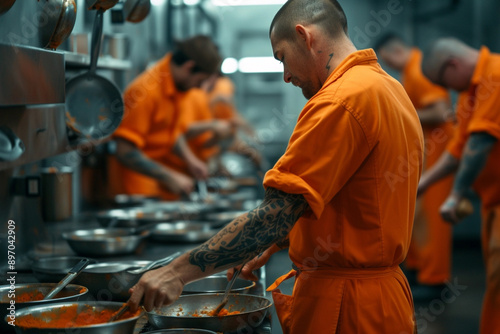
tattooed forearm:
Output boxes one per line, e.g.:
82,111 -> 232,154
326,53 -> 334,71
453,132 -> 497,196
188,188 -> 308,272
116,140 -> 171,183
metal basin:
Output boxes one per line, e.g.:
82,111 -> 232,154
143,330 -> 216,334
11,301 -> 141,333
182,276 -> 255,295
96,208 -> 175,227
147,293 -> 272,332
73,260 -> 149,302
204,211 -> 248,225
62,228 -> 150,257
151,222 -> 217,243
32,256 -> 97,283
0,283 -> 87,333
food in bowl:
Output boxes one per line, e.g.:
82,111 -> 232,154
16,304 -> 141,328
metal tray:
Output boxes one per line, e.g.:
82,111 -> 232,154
151,222 -> 217,243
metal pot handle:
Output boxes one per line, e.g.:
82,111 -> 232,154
0,126 -> 25,162
89,8 -> 104,75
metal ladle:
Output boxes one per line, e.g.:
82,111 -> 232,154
43,258 -> 90,300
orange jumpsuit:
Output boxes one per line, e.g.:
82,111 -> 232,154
446,47 -> 500,334
401,48 -> 455,285
208,76 -> 236,120
264,49 -> 423,334
109,54 -> 215,200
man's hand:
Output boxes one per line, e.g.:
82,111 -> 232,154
186,156 -> 209,180
227,245 -> 279,281
212,120 -> 235,139
440,193 -> 463,225
160,170 -> 194,195
129,264 -> 185,312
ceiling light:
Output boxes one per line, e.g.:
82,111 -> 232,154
221,58 -> 238,74
184,0 -> 201,5
212,0 -> 287,6
151,0 -> 167,6
238,57 -> 283,73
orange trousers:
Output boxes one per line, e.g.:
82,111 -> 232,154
406,127 -> 454,285
480,206 -> 500,334
268,266 -> 416,334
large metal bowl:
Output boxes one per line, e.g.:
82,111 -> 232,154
0,283 -> 88,333
96,208 -> 175,227
151,222 -> 217,243
11,301 -> 141,333
62,228 -> 150,257
204,211 -> 248,225
147,294 -> 272,332
32,256 -> 97,282
182,276 -> 255,295
143,330 -> 216,334
73,260 -> 150,302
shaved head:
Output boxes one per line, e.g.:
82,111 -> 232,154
422,38 -> 472,82
270,0 -> 348,42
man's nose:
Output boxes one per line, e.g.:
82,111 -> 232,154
283,69 -> 292,83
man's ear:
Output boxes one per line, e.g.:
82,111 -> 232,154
295,24 -> 313,50
181,60 -> 196,73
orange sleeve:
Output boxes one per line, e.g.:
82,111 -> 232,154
113,84 -> 156,149
418,88 -> 448,109
263,98 -> 371,219
446,93 -> 471,159
467,85 -> 500,140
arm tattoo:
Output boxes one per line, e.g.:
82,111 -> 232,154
453,132 -> 497,195
118,148 -> 170,182
188,188 -> 308,272
326,53 -> 334,71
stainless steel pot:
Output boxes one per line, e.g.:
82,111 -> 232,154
123,0 -> 150,23
42,0 -> 77,49
182,276 -> 255,295
0,0 -> 15,15
62,228 -> 150,257
32,256 -> 97,283
11,301 -> 141,333
40,167 -> 73,222
0,283 -> 87,333
73,261 -> 148,302
151,222 -> 217,243
147,293 -> 272,333
143,330 -> 217,334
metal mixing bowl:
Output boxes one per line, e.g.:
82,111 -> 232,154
11,301 -> 141,333
143,330 -> 216,334
182,276 -> 255,294
96,208 -> 175,227
73,260 -> 150,302
147,293 -> 272,332
151,222 -> 217,243
32,256 -> 97,282
0,283 -> 87,333
62,228 -> 150,257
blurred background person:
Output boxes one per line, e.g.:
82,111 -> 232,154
420,38 -> 500,334
375,33 -> 455,300
108,35 -> 221,200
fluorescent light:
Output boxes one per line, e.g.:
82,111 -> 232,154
212,0 -> 287,6
151,0 -> 167,6
184,0 -> 201,5
239,57 -> 283,73
221,57 -> 238,74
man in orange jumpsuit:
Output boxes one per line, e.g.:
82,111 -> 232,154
375,34 -> 455,299
419,38 -> 500,334
109,36 -> 222,200
128,1 -> 422,333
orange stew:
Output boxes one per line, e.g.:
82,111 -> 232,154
191,308 -> 241,317
15,291 -> 45,303
16,304 -> 141,328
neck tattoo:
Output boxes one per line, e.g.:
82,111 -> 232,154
326,53 -> 334,71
